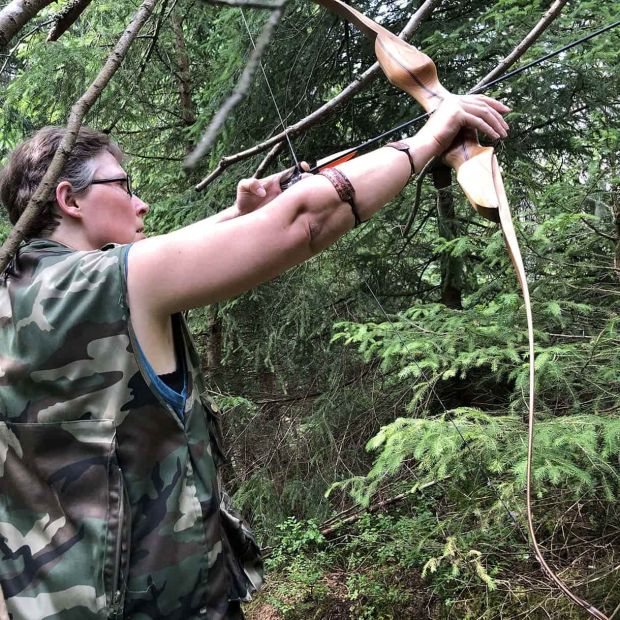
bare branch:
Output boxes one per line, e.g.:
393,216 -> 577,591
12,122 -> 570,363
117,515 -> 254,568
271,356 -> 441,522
580,217 -> 617,242
0,0 -> 56,52
194,0 -> 440,190
184,1 -> 286,169
103,0 -> 172,135
472,0 -> 569,92
138,0 -> 172,80
254,140 -> 284,177
0,0 -> 160,273
46,0 -> 94,42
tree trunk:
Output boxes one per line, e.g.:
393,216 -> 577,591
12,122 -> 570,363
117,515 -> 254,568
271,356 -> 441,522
0,0 -> 57,52
171,13 -> 196,127
433,166 -> 463,309
205,305 -> 222,377
613,188 -> 620,287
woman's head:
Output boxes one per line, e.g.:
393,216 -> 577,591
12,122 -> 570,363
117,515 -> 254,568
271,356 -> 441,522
0,126 -> 124,237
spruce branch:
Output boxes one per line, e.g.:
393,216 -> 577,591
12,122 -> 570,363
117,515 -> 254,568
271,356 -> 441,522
0,0 -> 160,273
0,16 -> 55,75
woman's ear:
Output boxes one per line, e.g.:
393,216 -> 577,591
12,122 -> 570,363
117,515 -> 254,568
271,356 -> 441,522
55,181 -> 82,220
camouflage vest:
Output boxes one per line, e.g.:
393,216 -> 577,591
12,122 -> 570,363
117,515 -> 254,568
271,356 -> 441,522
0,239 -> 263,620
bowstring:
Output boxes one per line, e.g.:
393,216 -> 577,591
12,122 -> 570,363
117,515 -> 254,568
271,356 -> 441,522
319,15 -> 620,616
334,18 -> 620,610
240,8 -> 300,170
323,19 -> 620,544
321,216 -> 530,585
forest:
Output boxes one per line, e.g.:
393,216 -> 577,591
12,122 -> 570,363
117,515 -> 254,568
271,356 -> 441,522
0,0 -> 619,618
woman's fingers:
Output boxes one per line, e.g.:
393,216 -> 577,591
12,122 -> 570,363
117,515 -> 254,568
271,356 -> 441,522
237,177 -> 266,197
475,94 -> 511,113
462,111 -> 503,140
459,96 -> 510,139
463,101 -> 508,138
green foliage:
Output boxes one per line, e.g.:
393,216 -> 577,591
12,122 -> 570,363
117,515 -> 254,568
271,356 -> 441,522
256,512 -> 435,619
1,0 -> 619,617
268,517 -> 326,568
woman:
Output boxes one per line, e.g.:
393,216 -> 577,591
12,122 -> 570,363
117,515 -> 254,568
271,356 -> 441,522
0,94 -> 508,619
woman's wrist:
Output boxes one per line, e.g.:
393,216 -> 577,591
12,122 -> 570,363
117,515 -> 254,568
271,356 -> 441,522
404,131 -> 442,174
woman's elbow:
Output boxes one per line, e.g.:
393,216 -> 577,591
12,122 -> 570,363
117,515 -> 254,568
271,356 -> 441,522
287,179 -> 343,255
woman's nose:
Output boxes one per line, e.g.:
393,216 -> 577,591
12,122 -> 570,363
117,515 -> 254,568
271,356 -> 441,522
133,195 -> 150,215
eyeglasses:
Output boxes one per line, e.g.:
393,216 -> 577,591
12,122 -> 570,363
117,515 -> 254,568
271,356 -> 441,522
88,175 -> 133,197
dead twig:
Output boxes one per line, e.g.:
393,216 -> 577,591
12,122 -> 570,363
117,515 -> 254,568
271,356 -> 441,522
254,140 -> 284,177
580,217 -> 617,242
103,0 -> 172,134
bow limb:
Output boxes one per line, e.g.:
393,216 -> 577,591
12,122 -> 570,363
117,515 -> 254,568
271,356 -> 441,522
495,173 -> 609,620
314,0 -> 501,223
314,2 -> 610,618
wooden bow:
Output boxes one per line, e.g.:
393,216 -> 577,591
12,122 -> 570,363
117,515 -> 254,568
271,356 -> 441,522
312,2 -> 609,618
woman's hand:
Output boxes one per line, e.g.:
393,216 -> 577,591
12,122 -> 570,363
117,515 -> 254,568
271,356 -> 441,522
235,163 -> 310,216
234,176 -> 272,216
418,94 -> 511,155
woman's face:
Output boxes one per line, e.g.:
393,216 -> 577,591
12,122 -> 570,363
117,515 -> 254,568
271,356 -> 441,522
75,151 -> 149,248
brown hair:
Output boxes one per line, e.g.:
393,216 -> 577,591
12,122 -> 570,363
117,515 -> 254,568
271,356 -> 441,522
0,126 -> 124,237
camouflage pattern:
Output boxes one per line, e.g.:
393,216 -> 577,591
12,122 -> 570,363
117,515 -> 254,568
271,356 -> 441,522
0,239 -> 263,619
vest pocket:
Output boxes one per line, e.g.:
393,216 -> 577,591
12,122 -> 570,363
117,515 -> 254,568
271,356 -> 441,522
0,419 -> 128,620
105,464 -> 131,618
